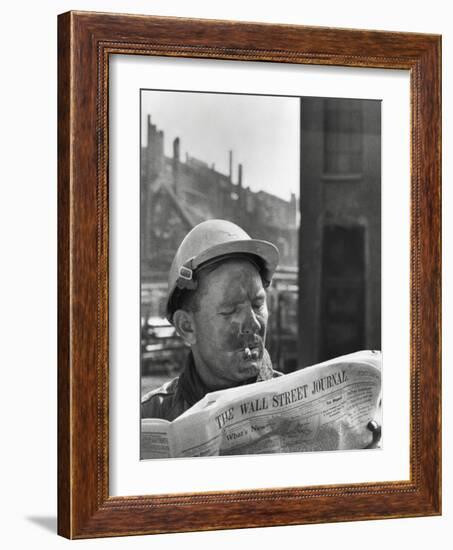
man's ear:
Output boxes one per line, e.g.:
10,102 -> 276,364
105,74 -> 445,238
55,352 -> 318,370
173,309 -> 197,346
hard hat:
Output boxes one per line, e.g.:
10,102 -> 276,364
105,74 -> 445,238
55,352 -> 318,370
166,219 -> 279,323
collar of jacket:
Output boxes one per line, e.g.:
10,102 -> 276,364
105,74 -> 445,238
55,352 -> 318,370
179,349 -> 275,408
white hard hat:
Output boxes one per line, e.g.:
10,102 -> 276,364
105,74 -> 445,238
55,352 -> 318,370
166,219 -> 279,323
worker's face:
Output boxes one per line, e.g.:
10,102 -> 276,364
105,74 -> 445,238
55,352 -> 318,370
191,259 -> 269,390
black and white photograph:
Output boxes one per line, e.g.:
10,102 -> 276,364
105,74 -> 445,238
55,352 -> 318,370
1,0 -> 446,545
139,90 -> 382,459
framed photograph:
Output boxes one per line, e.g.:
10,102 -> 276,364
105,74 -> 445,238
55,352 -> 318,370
58,11 -> 441,538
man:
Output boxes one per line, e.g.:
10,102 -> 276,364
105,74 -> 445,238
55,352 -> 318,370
141,219 -> 282,422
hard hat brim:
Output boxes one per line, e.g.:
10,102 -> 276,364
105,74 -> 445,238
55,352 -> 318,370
191,238 -> 279,282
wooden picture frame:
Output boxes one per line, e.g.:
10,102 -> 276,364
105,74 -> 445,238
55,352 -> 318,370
58,11 -> 441,539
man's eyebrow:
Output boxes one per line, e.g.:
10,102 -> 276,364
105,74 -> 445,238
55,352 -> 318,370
218,298 -> 242,309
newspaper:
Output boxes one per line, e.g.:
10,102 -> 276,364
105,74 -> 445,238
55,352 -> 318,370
141,350 -> 381,459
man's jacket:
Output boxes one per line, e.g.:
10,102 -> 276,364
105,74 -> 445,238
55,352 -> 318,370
141,349 -> 281,422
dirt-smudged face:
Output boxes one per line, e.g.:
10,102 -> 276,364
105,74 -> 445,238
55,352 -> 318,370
191,259 -> 268,391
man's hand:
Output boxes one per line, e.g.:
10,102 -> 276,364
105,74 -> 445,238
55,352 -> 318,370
365,420 -> 382,449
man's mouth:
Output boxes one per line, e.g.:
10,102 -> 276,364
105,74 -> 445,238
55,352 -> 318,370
242,346 -> 261,361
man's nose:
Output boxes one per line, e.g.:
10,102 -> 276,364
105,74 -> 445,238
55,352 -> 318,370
240,307 -> 261,334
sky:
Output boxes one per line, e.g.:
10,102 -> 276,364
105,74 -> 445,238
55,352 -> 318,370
141,90 -> 300,200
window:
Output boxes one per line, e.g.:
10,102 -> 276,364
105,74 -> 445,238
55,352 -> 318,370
324,99 -> 362,175
320,224 -> 365,361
